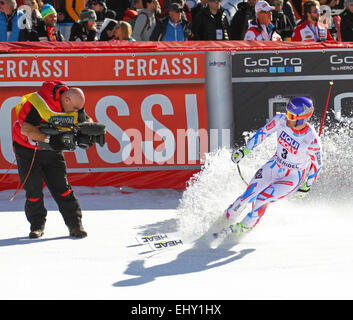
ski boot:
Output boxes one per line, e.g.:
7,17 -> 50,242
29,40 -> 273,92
229,222 -> 251,236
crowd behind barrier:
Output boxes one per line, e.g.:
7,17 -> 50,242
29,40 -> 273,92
0,0 -> 352,43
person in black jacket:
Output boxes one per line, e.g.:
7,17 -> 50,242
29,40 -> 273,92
192,0 -> 230,40
340,0 -> 353,41
105,0 -> 130,20
191,0 -> 207,21
150,2 -> 192,40
270,0 -> 294,40
230,0 -> 258,40
69,8 -> 98,41
86,0 -> 116,30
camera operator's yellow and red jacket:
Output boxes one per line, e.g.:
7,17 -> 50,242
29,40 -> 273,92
12,81 -> 79,150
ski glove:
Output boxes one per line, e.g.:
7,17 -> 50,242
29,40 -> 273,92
297,183 -> 311,193
297,182 -> 311,198
231,147 -> 250,164
297,176 -> 311,193
49,132 -> 76,151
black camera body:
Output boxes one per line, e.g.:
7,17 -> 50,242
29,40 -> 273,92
40,121 -> 106,151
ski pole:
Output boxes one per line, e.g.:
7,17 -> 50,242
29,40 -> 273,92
319,80 -> 334,137
237,163 -> 248,186
296,83 -> 333,197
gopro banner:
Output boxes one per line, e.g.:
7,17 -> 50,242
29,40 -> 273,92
231,48 -> 353,142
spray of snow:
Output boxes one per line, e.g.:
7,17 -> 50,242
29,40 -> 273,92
176,122 -> 353,237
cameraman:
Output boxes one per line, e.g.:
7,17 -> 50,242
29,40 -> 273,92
12,80 -> 100,239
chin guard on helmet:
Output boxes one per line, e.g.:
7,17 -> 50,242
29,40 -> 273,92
286,96 -> 314,125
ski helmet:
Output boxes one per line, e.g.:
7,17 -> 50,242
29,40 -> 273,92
286,96 -> 314,125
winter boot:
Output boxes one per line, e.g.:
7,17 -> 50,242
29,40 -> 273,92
29,225 -> 45,239
69,225 -> 88,238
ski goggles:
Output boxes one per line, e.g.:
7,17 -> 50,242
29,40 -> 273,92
286,108 -> 314,121
286,110 -> 297,121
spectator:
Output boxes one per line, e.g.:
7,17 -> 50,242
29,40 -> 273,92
340,0 -> 353,40
192,0 -> 230,40
159,0 -> 192,22
123,0 -> 143,24
270,0 -> 294,39
0,0 -> 25,41
191,0 -> 207,21
17,0 -> 43,40
132,0 -> 159,40
230,0 -> 258,40
22,3 -> 65,40
23,0 -> 43,27
20,3 -> 65,41
150,2 -> 192,40
55,0 -> 85,23
291,0 -> 334,40
105,0 -> 130,20
98,17 -> 116,40
283,0 -> 296,26
288,0 -> 302,20
123,0 -> 141,23
69,8 -> 97,41
87,0 -> 116,30
112,20 -> 136,40
244,0 -> 282,40
178,0 -> 192,22
54,0 -> 72,23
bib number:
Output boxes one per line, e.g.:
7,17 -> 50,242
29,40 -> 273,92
281,148 -> 288,159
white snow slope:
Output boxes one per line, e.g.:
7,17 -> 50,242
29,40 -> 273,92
0,124 -> 352,300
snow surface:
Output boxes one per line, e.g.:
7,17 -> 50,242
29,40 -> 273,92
1,125 -> 353,300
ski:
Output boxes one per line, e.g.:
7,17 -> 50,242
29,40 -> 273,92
135,222 -> 246,252
136,232 -> 192,252
135,232 -> 181,246
148,238 -> 184,251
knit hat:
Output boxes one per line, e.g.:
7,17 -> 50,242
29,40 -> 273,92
41,4 -> 57,19
78,9 -> 97,23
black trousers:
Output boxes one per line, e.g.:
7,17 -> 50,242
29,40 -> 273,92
14,142 -> 83,230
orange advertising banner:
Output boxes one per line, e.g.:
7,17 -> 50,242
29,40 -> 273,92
0,52 -> 204,83
0,51 -> 207,190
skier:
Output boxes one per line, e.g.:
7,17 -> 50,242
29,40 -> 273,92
224,96 -> 323,236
